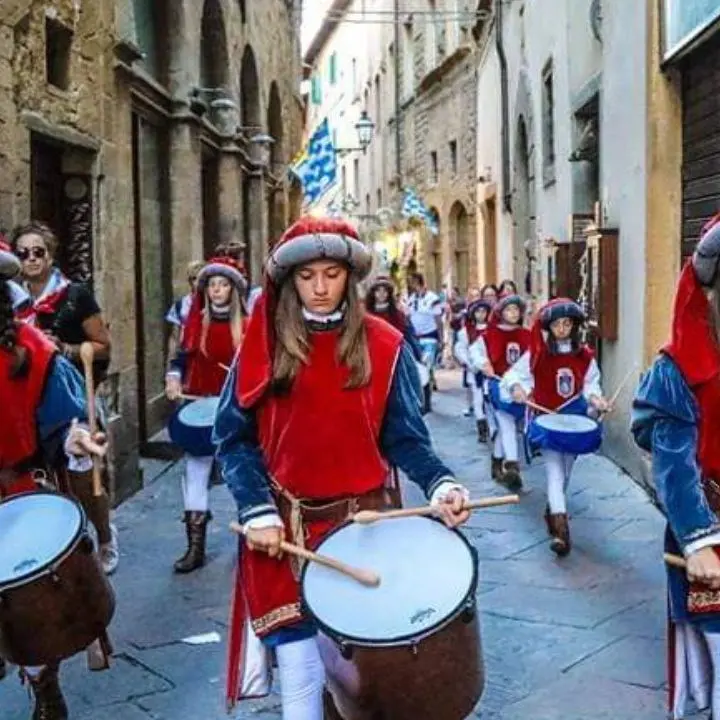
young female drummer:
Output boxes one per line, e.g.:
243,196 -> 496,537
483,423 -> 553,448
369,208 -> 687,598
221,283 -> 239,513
501,298 -> 609,556
454,298 -> 493,442
213,216 -> 470,719
470,294 -> 530,490
0,241 -> 106,719
165,257 -> 246,573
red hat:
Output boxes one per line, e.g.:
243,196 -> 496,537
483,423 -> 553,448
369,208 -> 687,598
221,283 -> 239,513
489,293 -> 526,326
0,238 -> 20,280
267,216 -> 371,283
196,256 -> 247,293
528,297 -> 586,371
369,273 -> 395,291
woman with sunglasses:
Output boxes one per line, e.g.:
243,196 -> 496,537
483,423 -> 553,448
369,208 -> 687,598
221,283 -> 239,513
11,222 -> 118,575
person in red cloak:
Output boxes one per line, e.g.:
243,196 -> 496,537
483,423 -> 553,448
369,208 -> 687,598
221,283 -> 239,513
213,215 -> 470,719
165,257 -> 246,573
0,240 -> 107,719
502,298 -> 609,556
632,218 -> 720,719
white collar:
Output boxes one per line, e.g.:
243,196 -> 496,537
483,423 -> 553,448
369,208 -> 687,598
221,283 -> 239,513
302,307 -> 344,324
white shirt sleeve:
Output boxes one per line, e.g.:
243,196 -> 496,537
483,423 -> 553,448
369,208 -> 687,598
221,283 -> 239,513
582,358 -> 603,400
468,336 -> 489,371
454,328 -> 470,367
500,350 -> 533,403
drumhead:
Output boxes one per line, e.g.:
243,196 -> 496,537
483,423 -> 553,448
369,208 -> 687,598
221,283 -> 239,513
301,517 -> 476,645
534,413 -> 598,432
0,493 -> 83,586
178,397 -> 220,427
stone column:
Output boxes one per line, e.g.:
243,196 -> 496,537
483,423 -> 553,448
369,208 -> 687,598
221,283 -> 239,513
247,171 -> 267,284
218,149 -> 242,249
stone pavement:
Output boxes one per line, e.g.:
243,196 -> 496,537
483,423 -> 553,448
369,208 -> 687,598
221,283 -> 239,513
2,370 -> 680,719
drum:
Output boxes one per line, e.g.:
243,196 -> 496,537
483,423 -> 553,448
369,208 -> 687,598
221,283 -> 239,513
487,377 -> 525,420
417,337 -> 438,370
527,413 -> 602,455
0,492 -> 115,666
302,517 -> 484,720
168,396 -> 219,456
415,361 -> 430,388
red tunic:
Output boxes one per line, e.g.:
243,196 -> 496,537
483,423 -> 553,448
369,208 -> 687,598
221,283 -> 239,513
237,315 -> 403,637
532,347 -> 594,410
183,320 -> 237,397
484,325 -> 530,375
0,325 -> 56,497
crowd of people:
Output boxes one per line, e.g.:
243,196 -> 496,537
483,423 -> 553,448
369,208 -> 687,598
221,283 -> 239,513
3,212 -> 720,720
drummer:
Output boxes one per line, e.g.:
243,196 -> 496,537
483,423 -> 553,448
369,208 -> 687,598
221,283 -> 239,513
213,215 -> 470,719
471,293 -> 530,490
500,299 -> 609,556
165,257 -> 246,573
632,219 -> 720,720
0,241 -> 107,719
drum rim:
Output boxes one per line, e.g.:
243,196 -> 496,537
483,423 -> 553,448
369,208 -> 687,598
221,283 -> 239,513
300,516 -> 479,648
532,413 -> 599,432
0,491 -> 86,590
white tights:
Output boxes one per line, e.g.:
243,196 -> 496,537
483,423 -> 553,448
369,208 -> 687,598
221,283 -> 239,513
704,633 -> 720,719
276,637 -> 326,720
181,454 -> 213,512
494,410 -> 518,461
545,450 -> 577,514
471,384 -> 486,421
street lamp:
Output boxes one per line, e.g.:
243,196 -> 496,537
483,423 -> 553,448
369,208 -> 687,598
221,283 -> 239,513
335,110 -> 376,156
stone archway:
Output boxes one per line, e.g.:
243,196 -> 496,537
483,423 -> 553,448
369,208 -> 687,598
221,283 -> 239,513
267,81 -> 285,246
449,200 -> 469,293
426,208 -> 442,290
200,0 -> 230,90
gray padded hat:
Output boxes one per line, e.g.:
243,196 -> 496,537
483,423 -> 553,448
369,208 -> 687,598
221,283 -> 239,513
693,221 -> 720,287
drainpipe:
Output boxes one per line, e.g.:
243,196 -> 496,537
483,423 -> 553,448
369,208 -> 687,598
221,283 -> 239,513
393,0 -> 402,189
496,0 -> 512,212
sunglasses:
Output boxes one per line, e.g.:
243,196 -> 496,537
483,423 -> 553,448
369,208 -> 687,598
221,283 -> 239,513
16,246 -> 47,261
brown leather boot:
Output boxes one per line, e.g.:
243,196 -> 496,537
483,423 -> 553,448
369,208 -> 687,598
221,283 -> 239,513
174,511 -> 211,573
548,513 -> 571,557
491,456 -> 504,481
500,461 -> 523,492
476,419 -> 489,443
27,664 -> 68,720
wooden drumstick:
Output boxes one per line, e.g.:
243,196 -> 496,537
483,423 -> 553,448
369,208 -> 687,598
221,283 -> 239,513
524,399 -> 557,415
79,342 -> 103,497
352,494 -> 521,525
229,522 -> 381,588
179,393 -> 202,401
602,365 -> 640,417
664,553 -> 687,569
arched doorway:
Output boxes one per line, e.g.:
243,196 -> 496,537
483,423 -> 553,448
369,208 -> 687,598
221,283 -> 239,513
267,81 -> 285,247
449,201 -> 469,293
241,45 -> 264,281
427,208 -> 442,290
513,116 -> 535,294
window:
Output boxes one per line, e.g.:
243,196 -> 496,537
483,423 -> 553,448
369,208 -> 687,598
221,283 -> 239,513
374,75 -> 382,131
541,60 -> 556,184
403,22 -> 415,98
449,139 -> 458,176
311,75 -> 322,105
342,164 -> 347,193
365,193 -> 371,214
430,151 -> 439,184
377,188 -> 382,209
45,17 -> 73,90
329,52 -> 338,86
351,57 -> 358,96
353,158 -> 360,197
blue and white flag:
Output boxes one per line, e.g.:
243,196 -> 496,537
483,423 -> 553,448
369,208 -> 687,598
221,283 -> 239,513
401,187 -> 439,235
289,119 -> 337,207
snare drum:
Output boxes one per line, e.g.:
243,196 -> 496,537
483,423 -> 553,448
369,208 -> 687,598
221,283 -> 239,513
527,413 -> 602,455
487,377 -> 524,420
0,492 -> 115,666
168,396 -> 220,456
302,517 -> 484,720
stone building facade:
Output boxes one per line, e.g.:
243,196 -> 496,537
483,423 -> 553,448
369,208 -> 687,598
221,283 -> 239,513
304,1 -> 481,293
0,0 -> 303,500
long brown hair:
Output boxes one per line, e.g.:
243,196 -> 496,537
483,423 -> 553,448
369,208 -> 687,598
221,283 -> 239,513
200,286 -> 244,355
708,272 -> 720,347
271,273 -> 370,393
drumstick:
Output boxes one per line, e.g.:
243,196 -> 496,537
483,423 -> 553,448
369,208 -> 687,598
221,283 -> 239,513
219,363 -> 231,372
606,365 -> 639,411
79,343 -> 103,497
352,494 -> 521,524
179,393 -> 202,401
229,522 -> 381,588
556,393 -> 581,412
524,399 -> 557,415
664,553 -> 687,569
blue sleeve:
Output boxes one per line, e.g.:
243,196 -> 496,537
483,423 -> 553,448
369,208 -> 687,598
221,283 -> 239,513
212,360 -> 277,523
380,343 -> 454,498
36,356 -> 88,463
631,354 -> 720,550
403,323 -> 423,361
168,350 -> 187,378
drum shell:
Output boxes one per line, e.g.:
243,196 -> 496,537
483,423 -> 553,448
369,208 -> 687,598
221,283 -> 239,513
168,400 -> 215,457
527,416 -> 602,455
488,378 -> 524,420
321,602 -> 484,720
0,530 -> 115,666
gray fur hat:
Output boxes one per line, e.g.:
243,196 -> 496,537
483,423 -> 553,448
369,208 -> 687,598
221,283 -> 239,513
693,220 -> 720,287
0,241 -> 20,280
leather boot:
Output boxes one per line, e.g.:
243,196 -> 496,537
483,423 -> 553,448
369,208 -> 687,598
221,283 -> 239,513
476,419 -> 489,444
174,511 -> 211,573
491,456 -> 504,481
500,461 -> 523,492
27,664 -> 68,720
548,513 -> 571,557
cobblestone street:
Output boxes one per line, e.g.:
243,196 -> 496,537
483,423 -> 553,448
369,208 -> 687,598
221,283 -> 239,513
2,372 -> 672,719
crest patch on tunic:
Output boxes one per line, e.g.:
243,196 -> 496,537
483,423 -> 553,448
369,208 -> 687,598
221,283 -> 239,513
506,342 -> 521,365
556,368 -> 575,399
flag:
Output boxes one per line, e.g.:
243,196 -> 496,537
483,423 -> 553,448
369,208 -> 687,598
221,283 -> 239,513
401,187 -> 439,235
289,119 -> 337,207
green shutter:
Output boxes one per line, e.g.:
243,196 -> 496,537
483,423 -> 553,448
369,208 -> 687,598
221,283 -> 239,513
311,75 -> 322,105
329,53 -> 337,85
